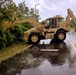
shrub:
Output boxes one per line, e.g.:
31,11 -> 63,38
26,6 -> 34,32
0,22 -> 33,50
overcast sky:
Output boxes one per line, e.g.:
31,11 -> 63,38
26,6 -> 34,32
13,0 -> 76,21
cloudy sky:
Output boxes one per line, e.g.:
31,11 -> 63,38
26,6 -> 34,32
13,0 -> 76,21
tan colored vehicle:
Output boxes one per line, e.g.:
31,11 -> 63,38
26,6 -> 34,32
2,8 -> 76,44
23,8 -> 76,44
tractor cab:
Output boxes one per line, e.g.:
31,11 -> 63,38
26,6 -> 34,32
43,15 -> 64,29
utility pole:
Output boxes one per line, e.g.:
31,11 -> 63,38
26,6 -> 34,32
34,3 -> 40,22
35,3 -> 40,14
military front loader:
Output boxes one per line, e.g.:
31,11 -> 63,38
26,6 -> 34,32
23,16 -> 68,44
23,8 -> 76,44
2,8 -> 76,44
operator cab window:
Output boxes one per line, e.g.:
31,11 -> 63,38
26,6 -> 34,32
58,18 -> 64,22
44,20 -> 50,29
51,19 -> 57,28
45,19 -> 57,28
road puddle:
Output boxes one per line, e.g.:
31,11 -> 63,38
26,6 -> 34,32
0,41 -> 76,75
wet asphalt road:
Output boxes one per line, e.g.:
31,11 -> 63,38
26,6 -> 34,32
0,31 -> 76,75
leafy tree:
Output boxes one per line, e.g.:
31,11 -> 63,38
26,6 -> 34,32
30,8 -> 34,17
0,28 -> 6,50
5,29 -> 14,46
29,8 -> 40,21
0,0 -> 17,21
18,1 -> 29,16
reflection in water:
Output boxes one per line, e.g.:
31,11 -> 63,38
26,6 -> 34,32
0,41 -> 71,75
30,41 -> 68,66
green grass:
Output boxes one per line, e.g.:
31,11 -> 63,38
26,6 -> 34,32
0,43 -> 30,63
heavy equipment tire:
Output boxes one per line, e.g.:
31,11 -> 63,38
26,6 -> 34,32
28,32 -> 40,44
55,30 -> 66,42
